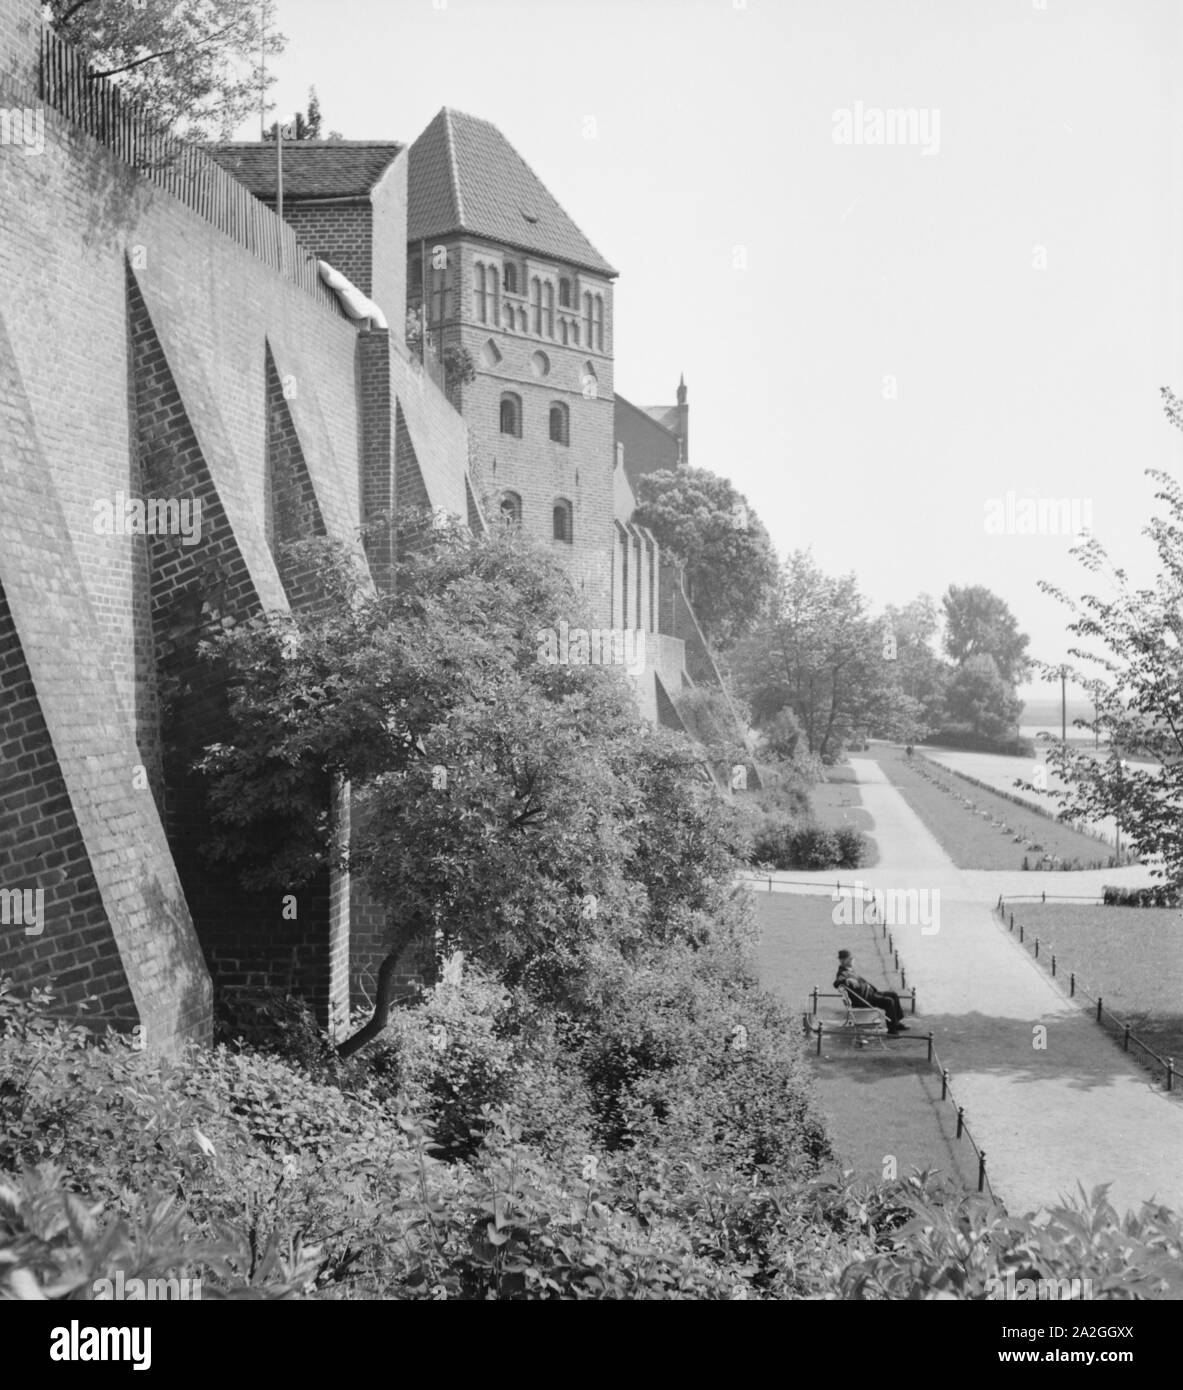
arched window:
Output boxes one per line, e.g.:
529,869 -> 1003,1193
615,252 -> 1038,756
594,294 -> 604,352
571,320 -> 580,346
500,491 -> 522,524
558,277 -> 572,308
583,292 -> 593,346
503,262 -> 517,294
531,277 -> 542,335
559,319 -> 569,346
499,392 -> 522,437
544,282 -> 555,337
553,498 -> 573,543
473,263 -> 486,323
492,274 -> 501,327
549,402 -> 570,445
518,306 -> 528,333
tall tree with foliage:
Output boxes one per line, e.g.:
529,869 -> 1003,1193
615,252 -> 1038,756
881,594 -> 950,739
46,0 -> 284,140
632,467 -> 778,650
732,551 -> 902,760
942,584 -> 1031,686
1036,390 -> 1183,885
196,516 -> 740,1049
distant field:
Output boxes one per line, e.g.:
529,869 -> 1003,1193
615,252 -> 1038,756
1002,902 -> 1183,1089
878,747 -> 1121,871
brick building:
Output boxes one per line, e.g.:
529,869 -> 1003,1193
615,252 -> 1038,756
0,2 -> 744,1048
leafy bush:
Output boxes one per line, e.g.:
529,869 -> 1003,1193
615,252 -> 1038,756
1101,884 -> 1180,908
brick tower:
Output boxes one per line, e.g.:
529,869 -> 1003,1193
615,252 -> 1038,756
406,108 -> 618,624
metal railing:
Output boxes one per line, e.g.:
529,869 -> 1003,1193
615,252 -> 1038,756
996,902 -> 1176,1093
37,26 -> 337,312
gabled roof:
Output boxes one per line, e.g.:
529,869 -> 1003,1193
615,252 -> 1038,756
206,141 -> 403,200
407,107 -> 616,276
643,405 -> 680,433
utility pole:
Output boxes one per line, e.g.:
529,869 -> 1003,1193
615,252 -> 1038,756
1061,665 -> 1067,744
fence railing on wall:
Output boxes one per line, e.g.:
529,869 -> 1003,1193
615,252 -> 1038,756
38,25 -> 337,314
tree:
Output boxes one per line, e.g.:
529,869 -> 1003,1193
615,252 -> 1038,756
263,86 -> 342,142
881,594 -> 950,739
196,516 -> 738,1049
632,467 -> 778,650
942,585 -> 1031,685
732,551 -> 900,760
944,653 -> 1022,742
1035,391 -> 1183,884
46,0 -> 284,141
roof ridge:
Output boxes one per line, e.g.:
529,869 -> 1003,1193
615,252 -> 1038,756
446,108 -> 613,274
441,109 -> 465,228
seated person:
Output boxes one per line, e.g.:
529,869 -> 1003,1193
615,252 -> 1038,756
833,950 -> 909,1035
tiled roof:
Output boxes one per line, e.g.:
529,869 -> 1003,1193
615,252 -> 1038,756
643,405 -> 680,433
206,141 -> 402,200
407,108 -> 616,276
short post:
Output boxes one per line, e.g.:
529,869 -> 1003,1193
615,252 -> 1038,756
941,1067 -> 949,1101
816,1023 -> 823,1057
1123,1023 -> 1131,1052
1034,937 -> 1039,959
1041,890 -> 1046,904
978,1150 -> 987,1194
910,989 -> 916,1015
893,949 -> 899,970
1167,1058 -> 1174,1093
1096,995 -> 1103,1023
811,986 -> 819,1016
1070,972 -> 1075,998
901,967 -> 907,990
1009,912 -> 1014,932
888,932 -> 894,953
926,1033 -> 933,1063
1051,954 -> 1056,977
1019,923 -> 1024,943
956,1105 -> 964,1139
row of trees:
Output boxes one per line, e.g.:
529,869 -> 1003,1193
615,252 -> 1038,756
630,465 -> 1030,761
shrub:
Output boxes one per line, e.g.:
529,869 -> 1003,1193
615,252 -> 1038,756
834,826 -> 867,868
1101,883 -> 1180,908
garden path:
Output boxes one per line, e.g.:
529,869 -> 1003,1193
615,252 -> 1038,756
750,754 -> 1183,1217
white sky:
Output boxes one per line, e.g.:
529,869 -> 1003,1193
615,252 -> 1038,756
250,0 -> 1183,698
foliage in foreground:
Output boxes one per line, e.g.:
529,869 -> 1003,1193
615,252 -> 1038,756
4,974 -> 1181,1301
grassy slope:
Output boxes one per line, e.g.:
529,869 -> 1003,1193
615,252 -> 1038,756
812,765 -> 880,868
877,746 -> 1121,871
753,890 -> 977,1189
1002,902 -> 1183,1084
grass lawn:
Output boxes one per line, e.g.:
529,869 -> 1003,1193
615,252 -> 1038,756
1002,902 -> 1183,1088
812,764 -> 879,867
877,746 -> 1120,871
753,890 -> 978,1189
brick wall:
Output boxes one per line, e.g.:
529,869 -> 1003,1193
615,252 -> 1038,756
0,17 -> 473,1041
271,200 -> 373,300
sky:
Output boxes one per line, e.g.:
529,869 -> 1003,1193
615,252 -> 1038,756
247,0 -> 1183,699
